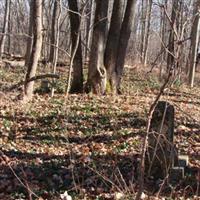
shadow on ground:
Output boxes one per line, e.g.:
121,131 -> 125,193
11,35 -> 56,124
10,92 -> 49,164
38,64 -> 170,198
0,149 -> 139,200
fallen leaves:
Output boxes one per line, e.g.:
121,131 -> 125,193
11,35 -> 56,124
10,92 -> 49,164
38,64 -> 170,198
0,67 -> 200,199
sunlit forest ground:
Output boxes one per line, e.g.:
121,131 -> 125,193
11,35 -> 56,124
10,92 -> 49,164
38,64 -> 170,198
0,61 -> 200,200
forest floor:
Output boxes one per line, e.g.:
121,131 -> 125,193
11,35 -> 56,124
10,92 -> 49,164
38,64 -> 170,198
0,60 -> 200,200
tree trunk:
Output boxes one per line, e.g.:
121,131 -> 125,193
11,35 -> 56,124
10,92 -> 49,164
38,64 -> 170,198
50,0 -> 61,97
25,1 -> 34,67
68,0 -> 84,93
104,0 -> 124,93
189,0 -> 200,87
140,0 -> 146,63
24,0 -> 43,101
84,0 -> 92,62
86,0 -> 109,94
0,0 -> 11,59
87,0 -> 96,57
7,0 -> 12,55
49,0 -> 61,63
115,0 -> 137,93
160,1 -> 168,60
143,0 -> 152,65
167,0 -> 179,71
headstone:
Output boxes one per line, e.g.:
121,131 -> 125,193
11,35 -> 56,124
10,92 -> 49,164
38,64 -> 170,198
40,80 -> 50,93
145,101 -> 178,179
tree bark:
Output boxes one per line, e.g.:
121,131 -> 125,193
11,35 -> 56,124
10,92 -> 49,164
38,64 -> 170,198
189,0 -> 200,87
143,0 -> 152,65
24,0 -> 43,101
49,0 -> 61,63
7,0 -> 12,55
86,0 -> 109,94
84,0 -> 92,62
104,0 -> 124,93
0,0 -> 11,59
115,0 -> 137,93
87,0 -> 96,57
167,0 -> 179,71
49,0 -> 61,97
68,0 -> 84,93
140,0 -> 146,63
25,1 -> 34,67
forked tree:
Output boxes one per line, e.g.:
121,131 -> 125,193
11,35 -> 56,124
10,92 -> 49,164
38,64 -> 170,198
104,0 -> 125,93
87,0 -> 136,94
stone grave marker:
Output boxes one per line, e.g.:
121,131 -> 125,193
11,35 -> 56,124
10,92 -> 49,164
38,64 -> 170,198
40,80 -> 50,93
145,101 -> 189,183
145,101 -> 177,179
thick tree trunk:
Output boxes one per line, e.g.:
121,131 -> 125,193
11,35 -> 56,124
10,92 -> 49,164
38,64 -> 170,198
86,0 -> 109,94
0,0 -> 11,59
115,0 -> 137,93
68,0 -> 84,93
189,0 -> 200,87
104,0 -> 124,93
24,0 -> 43,101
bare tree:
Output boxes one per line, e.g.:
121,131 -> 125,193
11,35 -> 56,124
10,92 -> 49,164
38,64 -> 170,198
25,1 -> 34,67
143,0 -> 153,65
86,0 -> 109,94
24,0 -> 43,101
140,0 -> 146,63
49,0 -> 61,97
7,0 -> 12,55
68,0 -> 83,93
0,0 -> 11,59
104,0 -> 125,93
189,0 -> 200,87
159,0 -> 168,78
49,0 -> 61,64
166,0 -> 180,71
115,0 -> 137,93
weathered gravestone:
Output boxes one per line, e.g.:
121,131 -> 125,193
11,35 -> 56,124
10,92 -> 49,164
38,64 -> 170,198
40,80 -> 50,93
145,101 -> 178,180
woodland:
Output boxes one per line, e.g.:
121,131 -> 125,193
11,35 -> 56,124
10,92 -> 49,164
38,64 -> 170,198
0,0 -> 200,199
